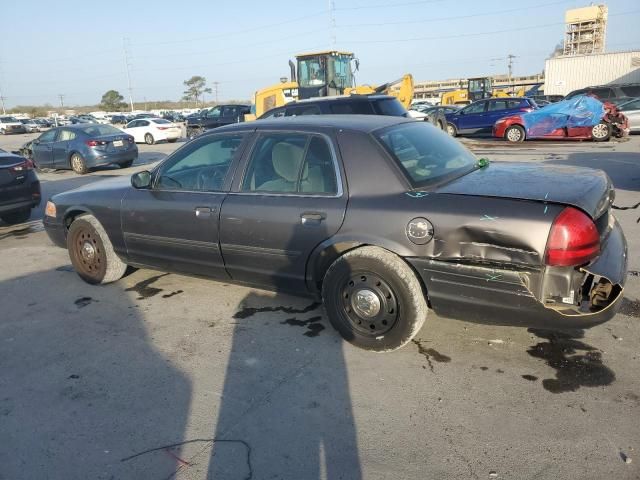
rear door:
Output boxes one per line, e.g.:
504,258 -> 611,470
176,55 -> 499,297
31,129 -> 58,168
220,129 -> 347,291
52,129 -> 77,168
124,120 -> 141,142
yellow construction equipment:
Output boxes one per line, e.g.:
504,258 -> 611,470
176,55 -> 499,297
441,77 -> 494,105
247,50 -> 414,119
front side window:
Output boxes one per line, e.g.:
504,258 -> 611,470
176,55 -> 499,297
298,56 -> 326,88
241,133 -> 337,195
377,122 -> 478,187
39,129 -> 58,142
156,134 -> 244,192
462,102 -> 486,114
206,107 -> 222,118
620,86 -> 640,97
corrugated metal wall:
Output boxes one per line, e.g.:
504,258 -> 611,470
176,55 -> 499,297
545,51 -> 640,95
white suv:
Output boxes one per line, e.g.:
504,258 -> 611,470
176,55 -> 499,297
0,116 -> 27,135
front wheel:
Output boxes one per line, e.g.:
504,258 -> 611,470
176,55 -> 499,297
167,138 -> 178,143
322,246 -> 428,352
144,133 -> 155,145
120,160 -> 134,168
67,215 -> 127,285
504,125 -> 525,143
446,123 -> 457,137
591,122 -> 611,142
70,153 -> 88,174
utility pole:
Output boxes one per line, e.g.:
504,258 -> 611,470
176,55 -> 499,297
328,0 -> 336,46
212,81 -> 219,104
58,94 -> 65,109
122,37 -> 134,113
506,54 -> 516,93
0,86 -> 6,115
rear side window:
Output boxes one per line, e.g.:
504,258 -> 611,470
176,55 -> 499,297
372,98 -> 407,116
284,105 -> 321,116
241,133 -> 338,195
330,102 -> 374,114
589,88 -> 612,99
488,100 -> 509,111
58,130 -> 76,141
377,122 -> 477,187
621,99 -> 640,110
509,99 -> 525,108
620,85 -> 640,97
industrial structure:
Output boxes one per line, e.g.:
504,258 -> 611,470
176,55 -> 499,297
563,5 -> 608,56
412,73 -> 544,101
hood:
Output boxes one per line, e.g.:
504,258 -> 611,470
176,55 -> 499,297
54,175 -> 132,200
435,162 -> 613,219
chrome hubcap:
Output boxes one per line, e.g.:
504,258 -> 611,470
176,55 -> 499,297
81,241 -> 96,262
592,123 -> 608,138
351,289 -> 381,318
507,128 -> 521,141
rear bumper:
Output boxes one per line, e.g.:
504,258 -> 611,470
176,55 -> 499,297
85,148 -> 138,167
0,176 -> 41,214
408,218 -> 627,330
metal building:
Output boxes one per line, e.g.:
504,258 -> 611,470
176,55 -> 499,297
544,51 -> 640,95
563,5 -> 608,56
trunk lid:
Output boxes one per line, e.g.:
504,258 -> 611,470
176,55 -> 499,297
435,162 -> 614,219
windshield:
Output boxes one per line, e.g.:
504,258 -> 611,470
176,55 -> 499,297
298,56 -> 326,88
0,116 -> 19,123
79,124 -> 123,136
152,118 -> 171,124
376,122 -> 478,187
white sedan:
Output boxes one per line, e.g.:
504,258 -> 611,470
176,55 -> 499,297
123,118 -> 182,145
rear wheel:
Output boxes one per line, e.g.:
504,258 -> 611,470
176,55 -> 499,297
591,122 -> 611,142
167,138 -> 178,143
322,246 -> 428,352
446,123 -> 457,137
67,215 -> 127,285
120,160 -> 134,168
505,125 -> 525,143
70,153 -> 88,174
1,208 -> 31,225
144,133 -> 155,145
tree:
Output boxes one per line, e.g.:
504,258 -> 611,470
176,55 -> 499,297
100,90 -> 127,111
548,40 -> 564,58
182,76 -> 212,106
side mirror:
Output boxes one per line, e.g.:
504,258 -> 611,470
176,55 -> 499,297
131,170 -> 152,189
32,139 -> 40,145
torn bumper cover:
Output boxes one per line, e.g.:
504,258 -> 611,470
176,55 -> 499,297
408,218 -> 627,329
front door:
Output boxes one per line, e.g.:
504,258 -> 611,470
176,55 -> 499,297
457,101 -> 488,133
32,129 -> 58,168
220,130 -> 347,292
121,132 -> 249,277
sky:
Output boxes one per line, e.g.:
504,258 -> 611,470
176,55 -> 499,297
1,0 -> 639,108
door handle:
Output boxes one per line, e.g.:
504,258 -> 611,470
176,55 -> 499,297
195,206 -> 217,219
300,212 -> 326,225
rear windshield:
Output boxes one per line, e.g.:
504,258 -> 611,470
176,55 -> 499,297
79,124 -> 123,136
372,98 -> 407,117
376,122 -> 478,187
152,118 -> 171,124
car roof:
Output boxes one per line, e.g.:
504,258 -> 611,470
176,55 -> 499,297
290,94 -> 395,105
213,114 -> 415,134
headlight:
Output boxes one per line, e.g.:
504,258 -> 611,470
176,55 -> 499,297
45,201 -> 57,218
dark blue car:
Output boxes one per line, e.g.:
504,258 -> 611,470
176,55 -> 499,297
30,124 -> 138,174
445,97 -> 537,137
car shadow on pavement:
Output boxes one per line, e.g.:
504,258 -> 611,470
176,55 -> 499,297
543,151 -> 640,193
0,268 -> 192,479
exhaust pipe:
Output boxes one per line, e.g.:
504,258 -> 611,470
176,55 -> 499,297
289,60 -> 296,83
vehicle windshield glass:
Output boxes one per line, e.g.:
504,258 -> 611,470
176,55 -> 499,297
79,124 -> 123,136
1,116 -> 19,122
298,56 -> 326,88
372,98 -> 407,116
376,122 -> 478,187
153,119 -> 171,124
329,54 -> 353,89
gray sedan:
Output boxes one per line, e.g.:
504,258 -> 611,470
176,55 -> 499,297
30,124 -> 138,174
618,98 -> 640,132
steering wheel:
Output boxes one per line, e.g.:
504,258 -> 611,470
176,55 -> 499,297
196,167 -> 223,191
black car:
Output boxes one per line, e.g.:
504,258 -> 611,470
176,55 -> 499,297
43,116 -> 627,351
186,104 -> 251,139
260,94 -> 408,119
565,83 -> 640,102
0,149 -> 40,224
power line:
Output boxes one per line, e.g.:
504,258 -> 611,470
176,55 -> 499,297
335,0 -> 444,10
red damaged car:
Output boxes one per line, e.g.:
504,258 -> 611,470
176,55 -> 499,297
494,95 -> 628,143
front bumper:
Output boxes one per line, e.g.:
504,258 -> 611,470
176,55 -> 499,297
43,215 -> 66,248
408,218 -> 627,329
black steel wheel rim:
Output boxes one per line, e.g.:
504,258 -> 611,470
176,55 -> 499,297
72,227 -> 105,278
340,271 -> 399,336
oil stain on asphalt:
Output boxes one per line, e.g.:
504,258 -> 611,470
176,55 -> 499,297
618,298 -> 640,318
125,273 -> 170,299
74,297 -> 96,308
233,302 -> 321,320
280,315 -> 325,337
526,329 -> 615,393
412,339 -> 451,373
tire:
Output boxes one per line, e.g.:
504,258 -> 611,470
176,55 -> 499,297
322,246 -> 428,352
446,123 -> 457,137
167,138 -> 178,143
437,120 -> 445,131
504,125 -> 525,143
0,128 -> 5,135
70,153 -> 88,174
591,122 -> 611,142
1,208 -> 31,225
120,160 -> 134,168
144,133 -> 155,145
67,215 -> 127,285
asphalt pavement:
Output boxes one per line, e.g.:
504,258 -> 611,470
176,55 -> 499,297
1,131 -> 639,480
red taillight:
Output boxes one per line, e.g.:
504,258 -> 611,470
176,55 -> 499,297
520,107 -> 533,112
86,140 -> 106,147
157,126 -> 168,130
9,159 -> 33,172
545,207 -> 600,266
